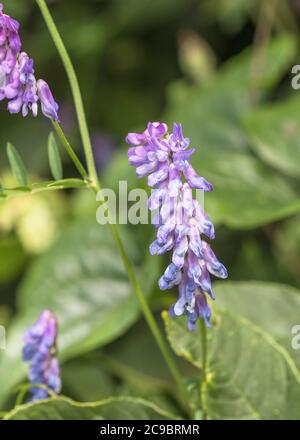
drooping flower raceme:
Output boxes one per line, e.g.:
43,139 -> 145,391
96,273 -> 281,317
0,3 -> 59,121
126,122 -> 228,330
22,309 -> 61,401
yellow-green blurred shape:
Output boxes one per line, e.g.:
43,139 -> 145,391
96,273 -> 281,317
0,172 -> 66,254
178,30 -> 216,85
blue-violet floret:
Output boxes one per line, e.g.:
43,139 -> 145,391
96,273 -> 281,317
0,3 -> 59,121
22,309 -> 61,401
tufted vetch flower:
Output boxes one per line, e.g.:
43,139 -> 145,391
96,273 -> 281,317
126,122 -> 228,330
0,3 -> 59,121
22,309 -> 61,401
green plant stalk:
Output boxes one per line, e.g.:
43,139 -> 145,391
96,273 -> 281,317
36,0 -> 187,401
15,387 -> 27,407
250,0 -> 278,89
15,383 -> 57,407
52,121 -> 88,180
36,0 -> 98,187
199,319 -> 207,420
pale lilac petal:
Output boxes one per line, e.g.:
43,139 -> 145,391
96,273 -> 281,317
148,165 -> 169,187
202,241 -> 228,279
159,263 -> 181,290
183,164 -> 213,191
136,161 -> 158,178
172,236 -> 188,268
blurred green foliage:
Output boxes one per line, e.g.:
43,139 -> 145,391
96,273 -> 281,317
1,0 -> 300,420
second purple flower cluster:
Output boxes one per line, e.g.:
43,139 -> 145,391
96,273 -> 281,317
0,3 -> 59,121
22,310 -> 61,401
127,122 -> 228,330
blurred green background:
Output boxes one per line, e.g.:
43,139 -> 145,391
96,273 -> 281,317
1,0 -> 300,420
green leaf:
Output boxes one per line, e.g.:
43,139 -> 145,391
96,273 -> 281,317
192,148 -> 300,229
65,350 -> 184,417
244,95 -> 300,179
62,359 -> 116,402
165,34 -> 297,151
47,178 -> 86,189
214,281 -> 300,371
0,220 -> 159,409
103,319 -> 195,393
104,324 -> 173,391
164,281 -> 300,420
4,186 -> 30,195
30,181 -> 58,193
6,143 -> 28,186
4,396 -> 179,420
48,132 -> 63,181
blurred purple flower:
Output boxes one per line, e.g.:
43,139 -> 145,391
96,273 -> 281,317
92,133 -> 117,171
0,3 -> 59,121
22,309 -> 61,401
126,122 -> 227,330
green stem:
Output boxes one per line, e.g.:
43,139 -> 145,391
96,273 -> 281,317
15,387 -> 27,407
52,121 -> 88,180
36,0 -> 98,186
199,319 -> 207,420
15,383 -> 57,407
36,0 -> 187,402
250,0 -> 278,89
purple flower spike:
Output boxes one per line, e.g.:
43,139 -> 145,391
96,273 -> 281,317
126,122 -> 228,330
22,309 -> 61,401
0,4 -> 59,121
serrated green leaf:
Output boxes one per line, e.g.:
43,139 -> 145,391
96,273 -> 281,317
215,282 -> 300,371
48,132 -> 63,181
164,281 -> 300,420
6,143 -> 28,186
4,396 -> 179,420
